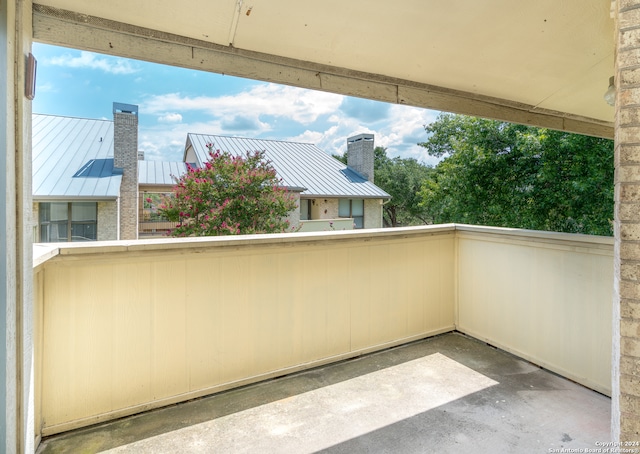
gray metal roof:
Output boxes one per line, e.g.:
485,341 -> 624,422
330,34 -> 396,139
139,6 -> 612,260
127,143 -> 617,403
185,134 -> 391,199
32,113 -> 122,199
138,161 -> 189,186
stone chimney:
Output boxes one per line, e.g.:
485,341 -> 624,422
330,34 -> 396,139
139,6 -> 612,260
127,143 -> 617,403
347,133 -> 375,182
113,102 -> 139,240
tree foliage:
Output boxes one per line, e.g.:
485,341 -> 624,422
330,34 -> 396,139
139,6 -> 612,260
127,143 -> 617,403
375,154 -> 433,227
334,147 -> 433,227
418,114 -> 614,236
159,145 -> 297,237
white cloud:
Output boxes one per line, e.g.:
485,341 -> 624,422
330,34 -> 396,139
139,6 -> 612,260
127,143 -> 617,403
46,51 -> 139,75
285,105 -> 440,165
137,84 -> 345,161
158,113 -> 183,123
139,116 -> 238,161
290,130 -> 325,145
136,80 -> 440,165
142,84 -> 343,126
288,118 -> 371,156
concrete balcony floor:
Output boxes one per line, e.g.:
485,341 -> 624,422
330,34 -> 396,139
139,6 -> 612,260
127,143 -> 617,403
37,333 -> 610,454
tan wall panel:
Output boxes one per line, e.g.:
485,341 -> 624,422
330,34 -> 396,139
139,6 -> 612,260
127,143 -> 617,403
42,262 -> 117,426
185,254 -> 226,391
151,259 -> 189,399
35,226 -> 612,433
37,230 -> 456,434
111,262 -> 153,409
455,230 -> 613,395
34,267 -> 44,441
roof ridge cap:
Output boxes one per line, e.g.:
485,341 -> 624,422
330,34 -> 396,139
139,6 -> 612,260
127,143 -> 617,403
188,132 -> 316,147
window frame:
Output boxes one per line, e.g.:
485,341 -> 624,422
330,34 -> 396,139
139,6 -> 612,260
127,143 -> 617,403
338,198 -> 365,229
300,198 -> 311,221
39,201 -> 98,242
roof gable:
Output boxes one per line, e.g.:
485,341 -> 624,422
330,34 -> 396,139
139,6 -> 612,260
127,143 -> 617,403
186,133 -> 390,199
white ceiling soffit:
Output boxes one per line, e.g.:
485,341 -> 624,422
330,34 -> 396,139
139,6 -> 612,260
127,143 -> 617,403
32,0 -> 615,138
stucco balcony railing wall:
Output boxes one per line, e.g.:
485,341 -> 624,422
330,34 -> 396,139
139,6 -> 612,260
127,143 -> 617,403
32,225 -> 613,438
298,218 -> 355,232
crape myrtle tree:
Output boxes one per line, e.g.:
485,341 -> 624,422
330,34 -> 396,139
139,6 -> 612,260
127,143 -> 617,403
158,144 -> 297,237
418,114 -> 614,236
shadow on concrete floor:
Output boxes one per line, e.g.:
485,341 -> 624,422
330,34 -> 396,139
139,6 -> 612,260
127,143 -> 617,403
37,332 -> 611,454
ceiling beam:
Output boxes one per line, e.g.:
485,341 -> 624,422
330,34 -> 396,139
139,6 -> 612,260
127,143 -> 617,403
32,4 -> 614,139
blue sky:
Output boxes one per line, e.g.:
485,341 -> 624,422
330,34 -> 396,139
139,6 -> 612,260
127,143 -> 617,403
32,43 -> 441,165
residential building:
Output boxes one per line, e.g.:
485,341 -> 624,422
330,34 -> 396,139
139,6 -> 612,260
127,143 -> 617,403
32,103 -> 140,242
176,132 -> 389,233
32,105 -> 390,242
137,160 -> 189,237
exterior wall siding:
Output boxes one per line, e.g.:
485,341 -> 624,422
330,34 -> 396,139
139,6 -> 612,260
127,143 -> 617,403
615,0 -> 640,441
308,198 -> 383,229
35,227 -> 456,435
33,226 -> 613,436
310,198 -> 339,221
455,227 -> 613,396
284,192 -> 301,230
97,201 -> 118,241
363,199 -> 382,230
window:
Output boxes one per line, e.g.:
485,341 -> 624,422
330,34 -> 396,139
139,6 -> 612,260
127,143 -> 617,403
39,202 -> 97,242
139,192 -> 179,238
142,192 -> 172,222
339,199 -> 364,229
300,199 -> 311,221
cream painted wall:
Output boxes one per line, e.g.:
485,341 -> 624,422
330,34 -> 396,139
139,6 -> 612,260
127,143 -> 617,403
33,225 -> 614,435
298,218 -> 353,232
455,227 -> 613,396
35,228 -> 456,435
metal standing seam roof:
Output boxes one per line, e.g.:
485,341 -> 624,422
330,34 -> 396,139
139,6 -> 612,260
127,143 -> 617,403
185,133 -> 391,199
32,113 -> 390,200
138,161 -> 190,186
32,113 -> 122,199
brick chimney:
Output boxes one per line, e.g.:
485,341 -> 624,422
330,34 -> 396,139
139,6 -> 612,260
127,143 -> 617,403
347,133 -> 375,183
113,102 -> 139,240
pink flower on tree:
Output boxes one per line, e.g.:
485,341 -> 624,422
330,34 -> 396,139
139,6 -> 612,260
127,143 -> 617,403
157,144 -> 296,237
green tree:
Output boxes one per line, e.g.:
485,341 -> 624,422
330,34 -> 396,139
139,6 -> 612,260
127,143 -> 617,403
334,147 -> 433,227
376,156 -> 433,227
159,145 -> 297,237
418,114 -> 614,236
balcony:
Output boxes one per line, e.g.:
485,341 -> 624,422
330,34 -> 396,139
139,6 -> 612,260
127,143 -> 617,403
298,218 -> 355,232
32,224 -> 613,451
